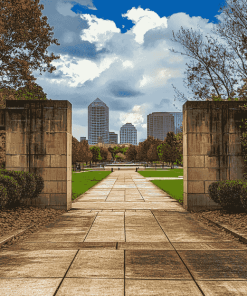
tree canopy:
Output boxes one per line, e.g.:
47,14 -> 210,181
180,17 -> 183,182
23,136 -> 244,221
0,0 -> 60,108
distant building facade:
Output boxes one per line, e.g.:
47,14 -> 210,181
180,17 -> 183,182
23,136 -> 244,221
80,137 -> 87,142
89,143 -> 131,148
120,123 -> 137,145
167,112 -> 183,135
88,98 -> 109,145
147,112 -> 174,141
109,132 -> 118,144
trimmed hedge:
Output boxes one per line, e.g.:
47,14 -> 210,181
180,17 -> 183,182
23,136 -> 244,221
0,169 -> 44,209
0,174 -> 22,208
208,179 -> 247,212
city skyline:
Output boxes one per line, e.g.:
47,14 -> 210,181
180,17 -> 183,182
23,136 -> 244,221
85,98 -> 182,145
4,0 -> 243,143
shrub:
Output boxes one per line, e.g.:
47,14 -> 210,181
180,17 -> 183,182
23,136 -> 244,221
0,174 -> 22,208
208,179 -> 247,212
21,172 -> 37,200
208,181 -> 221,204
32,173 -> 45,199
240,182 -> 247,211
0,169 -> 44,207
217,180 -> 245,212
0,183 -> 8,208
0,169 -> 27,205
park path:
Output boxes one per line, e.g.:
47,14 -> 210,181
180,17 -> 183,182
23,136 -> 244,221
1,169 -> 247,295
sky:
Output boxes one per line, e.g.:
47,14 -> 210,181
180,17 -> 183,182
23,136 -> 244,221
4,0 -> 246,143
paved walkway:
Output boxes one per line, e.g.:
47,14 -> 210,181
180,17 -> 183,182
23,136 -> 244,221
1,170 -> 247,295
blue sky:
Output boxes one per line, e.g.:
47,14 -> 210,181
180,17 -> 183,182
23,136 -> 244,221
4,0 -> 244,143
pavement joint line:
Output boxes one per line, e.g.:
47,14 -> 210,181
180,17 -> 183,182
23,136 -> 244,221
53,249 -> 80,296
134,171 -> 148,202
124,211 -> 126,243
104,176 -> 117,202
124,249 -> 126,296
82,211 -> 99,242
150,210 -> 206,296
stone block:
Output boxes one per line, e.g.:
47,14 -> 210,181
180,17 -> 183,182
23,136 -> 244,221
4,100 -> 72,210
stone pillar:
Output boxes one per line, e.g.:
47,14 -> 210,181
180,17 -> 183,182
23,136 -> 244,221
5,100 -> 72,210
183,101 -> 247,212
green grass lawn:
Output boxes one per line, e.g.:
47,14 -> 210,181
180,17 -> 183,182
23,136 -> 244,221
72,171 -> 112,200
71,168 -> 184,204
140,168 -> 183,178
138,168 -> 184,204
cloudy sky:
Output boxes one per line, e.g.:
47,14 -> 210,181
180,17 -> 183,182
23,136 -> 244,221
9,0 -> 246,143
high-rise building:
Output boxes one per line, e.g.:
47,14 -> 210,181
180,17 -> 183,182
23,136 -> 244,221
147,112 -> 175,141
80,137 -> 87,142
88,98 -> 109,145
120,123 -> 137,145
109,132 -> 118,144
166,112 -> 183,135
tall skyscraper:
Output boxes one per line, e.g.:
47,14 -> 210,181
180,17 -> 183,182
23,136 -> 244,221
109,132 -> 118,144
147,112 -> 174,141
120,123 -> 137,145
88,98 -> 109,145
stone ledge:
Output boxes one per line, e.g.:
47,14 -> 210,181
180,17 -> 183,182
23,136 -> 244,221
202,215 -> 247,244
0,225 -> 35,247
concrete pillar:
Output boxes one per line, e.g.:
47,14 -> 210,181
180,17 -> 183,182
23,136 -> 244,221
4,100 -> 72,210
183,101 -> 247,212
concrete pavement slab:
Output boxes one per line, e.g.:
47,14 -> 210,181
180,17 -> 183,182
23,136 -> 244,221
152,211 -> 233,242
72,202 -> 187,211
105,195 -> 125,202
2,169 -> 247,295
84,212 -> 125,242
0,278 -> 61,296
125,196 -> 145,202
0,250 -> 76,277
113,184 -> 139,188
31,227 -> 90,235
125,211 -> 170,242
24,232 -> 89,242
56,278 -> 124,296
118,242 -> 174,250
178,250 -> 247,280
172,242 -> 247,250
197,280 -> 247,295
66,250 -> 124,278
7,242 -> 118,251
125,250 -> 193,279
125,280 -> 202,295
84,191 -> 111,195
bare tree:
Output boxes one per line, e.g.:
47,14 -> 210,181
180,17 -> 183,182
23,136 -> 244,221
168,0 -> 247,103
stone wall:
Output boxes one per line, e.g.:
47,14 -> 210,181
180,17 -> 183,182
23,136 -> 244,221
1,100 -> 72,210
0,109 -> 6,167
183,101 -> 247,211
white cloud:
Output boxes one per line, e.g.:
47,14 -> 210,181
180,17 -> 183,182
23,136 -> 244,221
32,4 -> 244,142
79,14 -> 121,50
45,54 -> 118,87
122,60 -> 134,69
119,104 -> 148,127
122,6 -> 168,44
